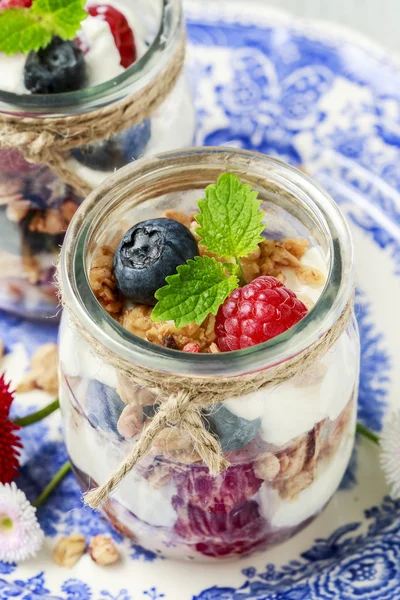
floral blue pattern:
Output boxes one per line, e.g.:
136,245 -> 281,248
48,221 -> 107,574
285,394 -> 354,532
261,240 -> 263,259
1,4 -> 400,598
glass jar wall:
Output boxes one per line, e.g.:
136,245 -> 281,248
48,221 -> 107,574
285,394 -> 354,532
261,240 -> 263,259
0,0 -> 194,319
58,148 -> 359,562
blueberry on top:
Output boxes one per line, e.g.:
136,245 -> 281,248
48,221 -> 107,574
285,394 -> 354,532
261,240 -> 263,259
24,37 -> 86,94
113,218 -> 199,305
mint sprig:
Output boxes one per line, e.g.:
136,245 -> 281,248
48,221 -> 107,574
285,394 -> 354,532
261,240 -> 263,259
196,173 -> 265,264
0,0 -> 87,55
151,174 -> 265,329
151,257 -> 238,328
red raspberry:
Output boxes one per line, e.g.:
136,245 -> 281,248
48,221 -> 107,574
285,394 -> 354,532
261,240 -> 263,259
0,0 -> 32,7
88,4 -> 137,68
215,276 -> 308,351
183,343 -> 201,353
0,149 -> 38,175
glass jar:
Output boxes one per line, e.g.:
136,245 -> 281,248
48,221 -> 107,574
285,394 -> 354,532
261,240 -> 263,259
58,148 -> 359,562
0,0 -> 194,320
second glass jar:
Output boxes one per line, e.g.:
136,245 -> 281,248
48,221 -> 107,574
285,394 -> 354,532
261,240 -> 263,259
0,0 -> 194,319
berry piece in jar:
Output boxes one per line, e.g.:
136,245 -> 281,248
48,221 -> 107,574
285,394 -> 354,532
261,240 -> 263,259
88,4 -> 137,68
24,37 -> 86,94
0,149 -> 38,175
215,276 -> 308,351
183,343 -> 201,353
0,0 -> 32,7
204,404 -> 261,452
71,121 -> 151,171
113,218 -> 199,305
86,380 -> 125,434
172,463 -> 267,558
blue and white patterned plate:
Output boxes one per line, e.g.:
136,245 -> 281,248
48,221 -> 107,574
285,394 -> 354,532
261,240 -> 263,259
1,0 -> 400,597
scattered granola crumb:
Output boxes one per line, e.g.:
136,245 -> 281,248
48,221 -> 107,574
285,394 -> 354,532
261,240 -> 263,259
117,375 -> 156,406
29,209 -> 66,235
89,534 -> 120,566
282,238 -> 310,260
89,246 -> 123,315
296,265 -> 326,287
117,404 -> 144,438
143,463 -> 172,489
6,199 -> 30,223
208,342 -> 221,354
254,452 -> 281,481
21,256 -> 41,285
52,533 -> 86,568
17,343 -> 59,395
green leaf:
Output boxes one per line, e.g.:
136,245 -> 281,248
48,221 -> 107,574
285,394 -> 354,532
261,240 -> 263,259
32,0 -> 87,40
0,0 -> 87,55
195,173 -> 266,260
0,9 -> 51,55
151,256 -> 239,328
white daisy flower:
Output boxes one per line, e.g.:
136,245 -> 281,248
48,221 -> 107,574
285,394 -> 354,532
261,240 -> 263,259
0,482 -> 44,563
380,411 -> 400,499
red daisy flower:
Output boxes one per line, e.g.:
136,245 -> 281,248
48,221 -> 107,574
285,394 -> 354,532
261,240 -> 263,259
0,376 -> 22,484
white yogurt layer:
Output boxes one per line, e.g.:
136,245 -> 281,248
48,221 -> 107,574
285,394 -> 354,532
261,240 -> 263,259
60,375 -> 178,527
59,312 -> 118,390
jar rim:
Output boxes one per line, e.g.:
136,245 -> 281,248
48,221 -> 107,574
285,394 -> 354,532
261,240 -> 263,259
0,0 -> 182,114
60,147 -> 355,377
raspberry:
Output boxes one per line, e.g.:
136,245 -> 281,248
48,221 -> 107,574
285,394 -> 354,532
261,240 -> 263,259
172,463 -> 269,558
183,343 -> 201,353
215,276 -> 308,351
88,4 -> 137,68
0,0 -> 32,7
0,149 -> 38,175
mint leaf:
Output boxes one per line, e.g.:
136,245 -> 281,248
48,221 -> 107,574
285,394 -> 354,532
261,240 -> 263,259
196,173 -> 265,260
151,256 -> 238,328
0,0 -> 87,55
32,0 -> 87,40
0,9 -> 51,55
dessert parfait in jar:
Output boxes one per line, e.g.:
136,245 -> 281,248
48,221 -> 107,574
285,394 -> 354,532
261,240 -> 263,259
0,0 -> 194,318
58,148 -> 359,562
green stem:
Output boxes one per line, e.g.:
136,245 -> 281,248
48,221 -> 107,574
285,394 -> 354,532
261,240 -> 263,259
13,398 -> 60,427
33,461 -> 71,509
356,422 -> 380,446
235,258 -> 246,286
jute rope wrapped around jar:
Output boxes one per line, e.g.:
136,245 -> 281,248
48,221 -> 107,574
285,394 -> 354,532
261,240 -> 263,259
0,35 -> 186,198
58,210 -> 354,508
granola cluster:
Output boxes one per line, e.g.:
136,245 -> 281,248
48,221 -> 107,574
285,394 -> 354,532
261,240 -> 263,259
89,210 -> 325,352
0,168 -> 80,312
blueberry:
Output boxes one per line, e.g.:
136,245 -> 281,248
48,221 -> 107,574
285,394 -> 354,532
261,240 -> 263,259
85,380 -> 125,434
24,37 -> 86,94
203,405 -> 261,452
71,120 -> 151,171
113,218 -> 199,305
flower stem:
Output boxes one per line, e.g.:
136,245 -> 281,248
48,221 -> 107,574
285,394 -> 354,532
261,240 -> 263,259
33,461 -> 71,509
356,422 -> 380,446
13,398 -> 60,427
